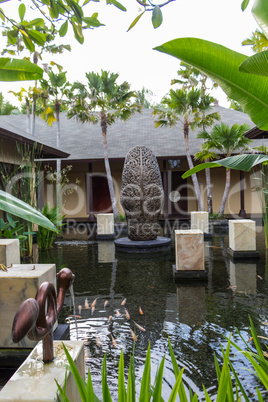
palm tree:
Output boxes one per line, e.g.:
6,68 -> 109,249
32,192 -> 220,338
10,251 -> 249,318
153,88 -> 217,212
197,122 -> 252,216
242,29 -> 268,53
68,70 -> 141,220
40,68 -> 70,207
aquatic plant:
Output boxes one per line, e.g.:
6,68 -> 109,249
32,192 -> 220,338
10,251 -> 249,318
57,318 -> 268,401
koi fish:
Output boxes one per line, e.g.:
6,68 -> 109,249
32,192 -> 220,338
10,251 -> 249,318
104,300 -> 109,308
133,321 -> 146,332
85,298 -> 90,309
130,328 -> 137,342
96,336 -> 101,347
125,309 -> 130,320
67,314 -> 82,319
108,315 -> 113,322
78,305 -> 82,314
121,298 -> 127,306
257,275 -> 263,280
91,306 -> 95,315
115,309 -> 121,317
91,298 -> 97,308
111,336 -> 117,348
139,307 -> 143,315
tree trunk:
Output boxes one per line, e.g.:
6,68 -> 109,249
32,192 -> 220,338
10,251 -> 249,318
101,116 -> 119,220
205,164 -> 213,214
184,123 -> 204,211
26,98 -> 31,134
219,168 -> 231,216
56,100 -> 61,210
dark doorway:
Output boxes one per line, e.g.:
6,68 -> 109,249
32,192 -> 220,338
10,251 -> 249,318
169,171 -> 188,217
92,175 -> 112,213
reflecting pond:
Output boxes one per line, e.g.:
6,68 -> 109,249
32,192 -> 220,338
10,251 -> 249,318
39,224 -> 268,401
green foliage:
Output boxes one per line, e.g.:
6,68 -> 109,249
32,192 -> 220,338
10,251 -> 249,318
57,318 -> 268,401
154,0 -> 268,131
37,203 -> 65,249
0,215 -> 27,242
0,57 -> 43,81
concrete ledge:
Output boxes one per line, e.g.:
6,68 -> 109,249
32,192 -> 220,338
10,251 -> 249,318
173,265 -> 208,282
115,236 -> 171,253
96,233 -> 116,240
227,248 -> 259,259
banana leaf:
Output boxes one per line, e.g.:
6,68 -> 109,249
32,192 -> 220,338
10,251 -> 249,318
154,38 -> 268,130
0,190 -> 57,232
182,154 -> 268,179
0,57 -> 43,81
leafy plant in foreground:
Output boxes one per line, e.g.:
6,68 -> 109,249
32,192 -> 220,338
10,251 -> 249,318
57,317 -> 268,401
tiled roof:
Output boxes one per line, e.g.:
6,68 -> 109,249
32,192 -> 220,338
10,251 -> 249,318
0,106 -> 264,161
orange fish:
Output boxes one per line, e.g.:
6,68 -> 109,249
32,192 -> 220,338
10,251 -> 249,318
96,336 -> 101,347
78,305 -> 82,314
257,275 -> 263,280
91,298 -> 97,308
130,328 -> 137,342
125,309 -> 130,320
111,336 -> 117,348
115,309 -> 121,317
104,300 -> 109,308
108,315 -> 113,322
121,298 -> 127,306
133,321 -> 146,332
139,307 -> 143,315
85,298 -> 90,309
91,306 -> 95,315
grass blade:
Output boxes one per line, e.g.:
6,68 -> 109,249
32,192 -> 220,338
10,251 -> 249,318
168,338 -> 188,401
62,342 -> 86,401
118,349 -> 126,402
102,353 -> 112,402
152,356 -> 165,402
139,343 -> 151,402
168,368 -> 185,402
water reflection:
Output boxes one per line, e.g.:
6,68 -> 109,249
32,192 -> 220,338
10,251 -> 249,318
98,241 -> 115,263
38,229 -> 268,400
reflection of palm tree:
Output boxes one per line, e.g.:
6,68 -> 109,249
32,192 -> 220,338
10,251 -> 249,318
197,122 -> 252,216
68,71 -> 141,220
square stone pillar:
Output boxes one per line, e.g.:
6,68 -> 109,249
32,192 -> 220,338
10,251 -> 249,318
191,211 -> 209,233
0,340 -> 85,402
0,239 -> 20,266
96,213 -> 115,240
0,264 -> 56,348
227,219 -> 259,258
173,230 -> 207,281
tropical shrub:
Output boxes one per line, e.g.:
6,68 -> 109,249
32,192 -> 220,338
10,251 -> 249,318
37,203 -> 65,249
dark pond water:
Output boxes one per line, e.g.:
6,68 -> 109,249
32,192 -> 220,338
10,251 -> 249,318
38,224 -> 268,401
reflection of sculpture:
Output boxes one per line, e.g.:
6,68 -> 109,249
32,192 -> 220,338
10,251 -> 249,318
121,146 -> 164,241
12,268 -> 75,363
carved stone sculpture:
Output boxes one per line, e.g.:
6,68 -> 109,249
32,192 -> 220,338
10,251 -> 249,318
121,145 -> 164,241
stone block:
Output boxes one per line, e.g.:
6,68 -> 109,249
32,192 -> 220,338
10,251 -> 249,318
97,214 -> 114,235
0,340 -> 85,402
229,219 -> 256,251
98,241 -> 115,263
175,230 -> 204,271
191,211 -> 209,233
0,264 -> 56,348
0,239 -> 20,266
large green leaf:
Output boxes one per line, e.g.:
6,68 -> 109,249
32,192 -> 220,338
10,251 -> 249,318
182,154 -> 268,179
239,50 -> 268,76
252,0 -> 268,39
0,190 -> 57,232
154,38 -> 268,130
0,57 -> 43,81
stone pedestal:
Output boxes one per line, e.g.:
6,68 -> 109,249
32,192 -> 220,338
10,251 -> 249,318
191,211 -> 209,234
0,239 -> 20,266
173,230 -> 207,281
96,214 -> 115,240
0,264 -> 56,348
98,241 -> 115,263
227,219 -> 259,258
0,340 -> 85,401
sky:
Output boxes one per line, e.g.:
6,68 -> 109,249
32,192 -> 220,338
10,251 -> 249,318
0,0 -> 259,107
